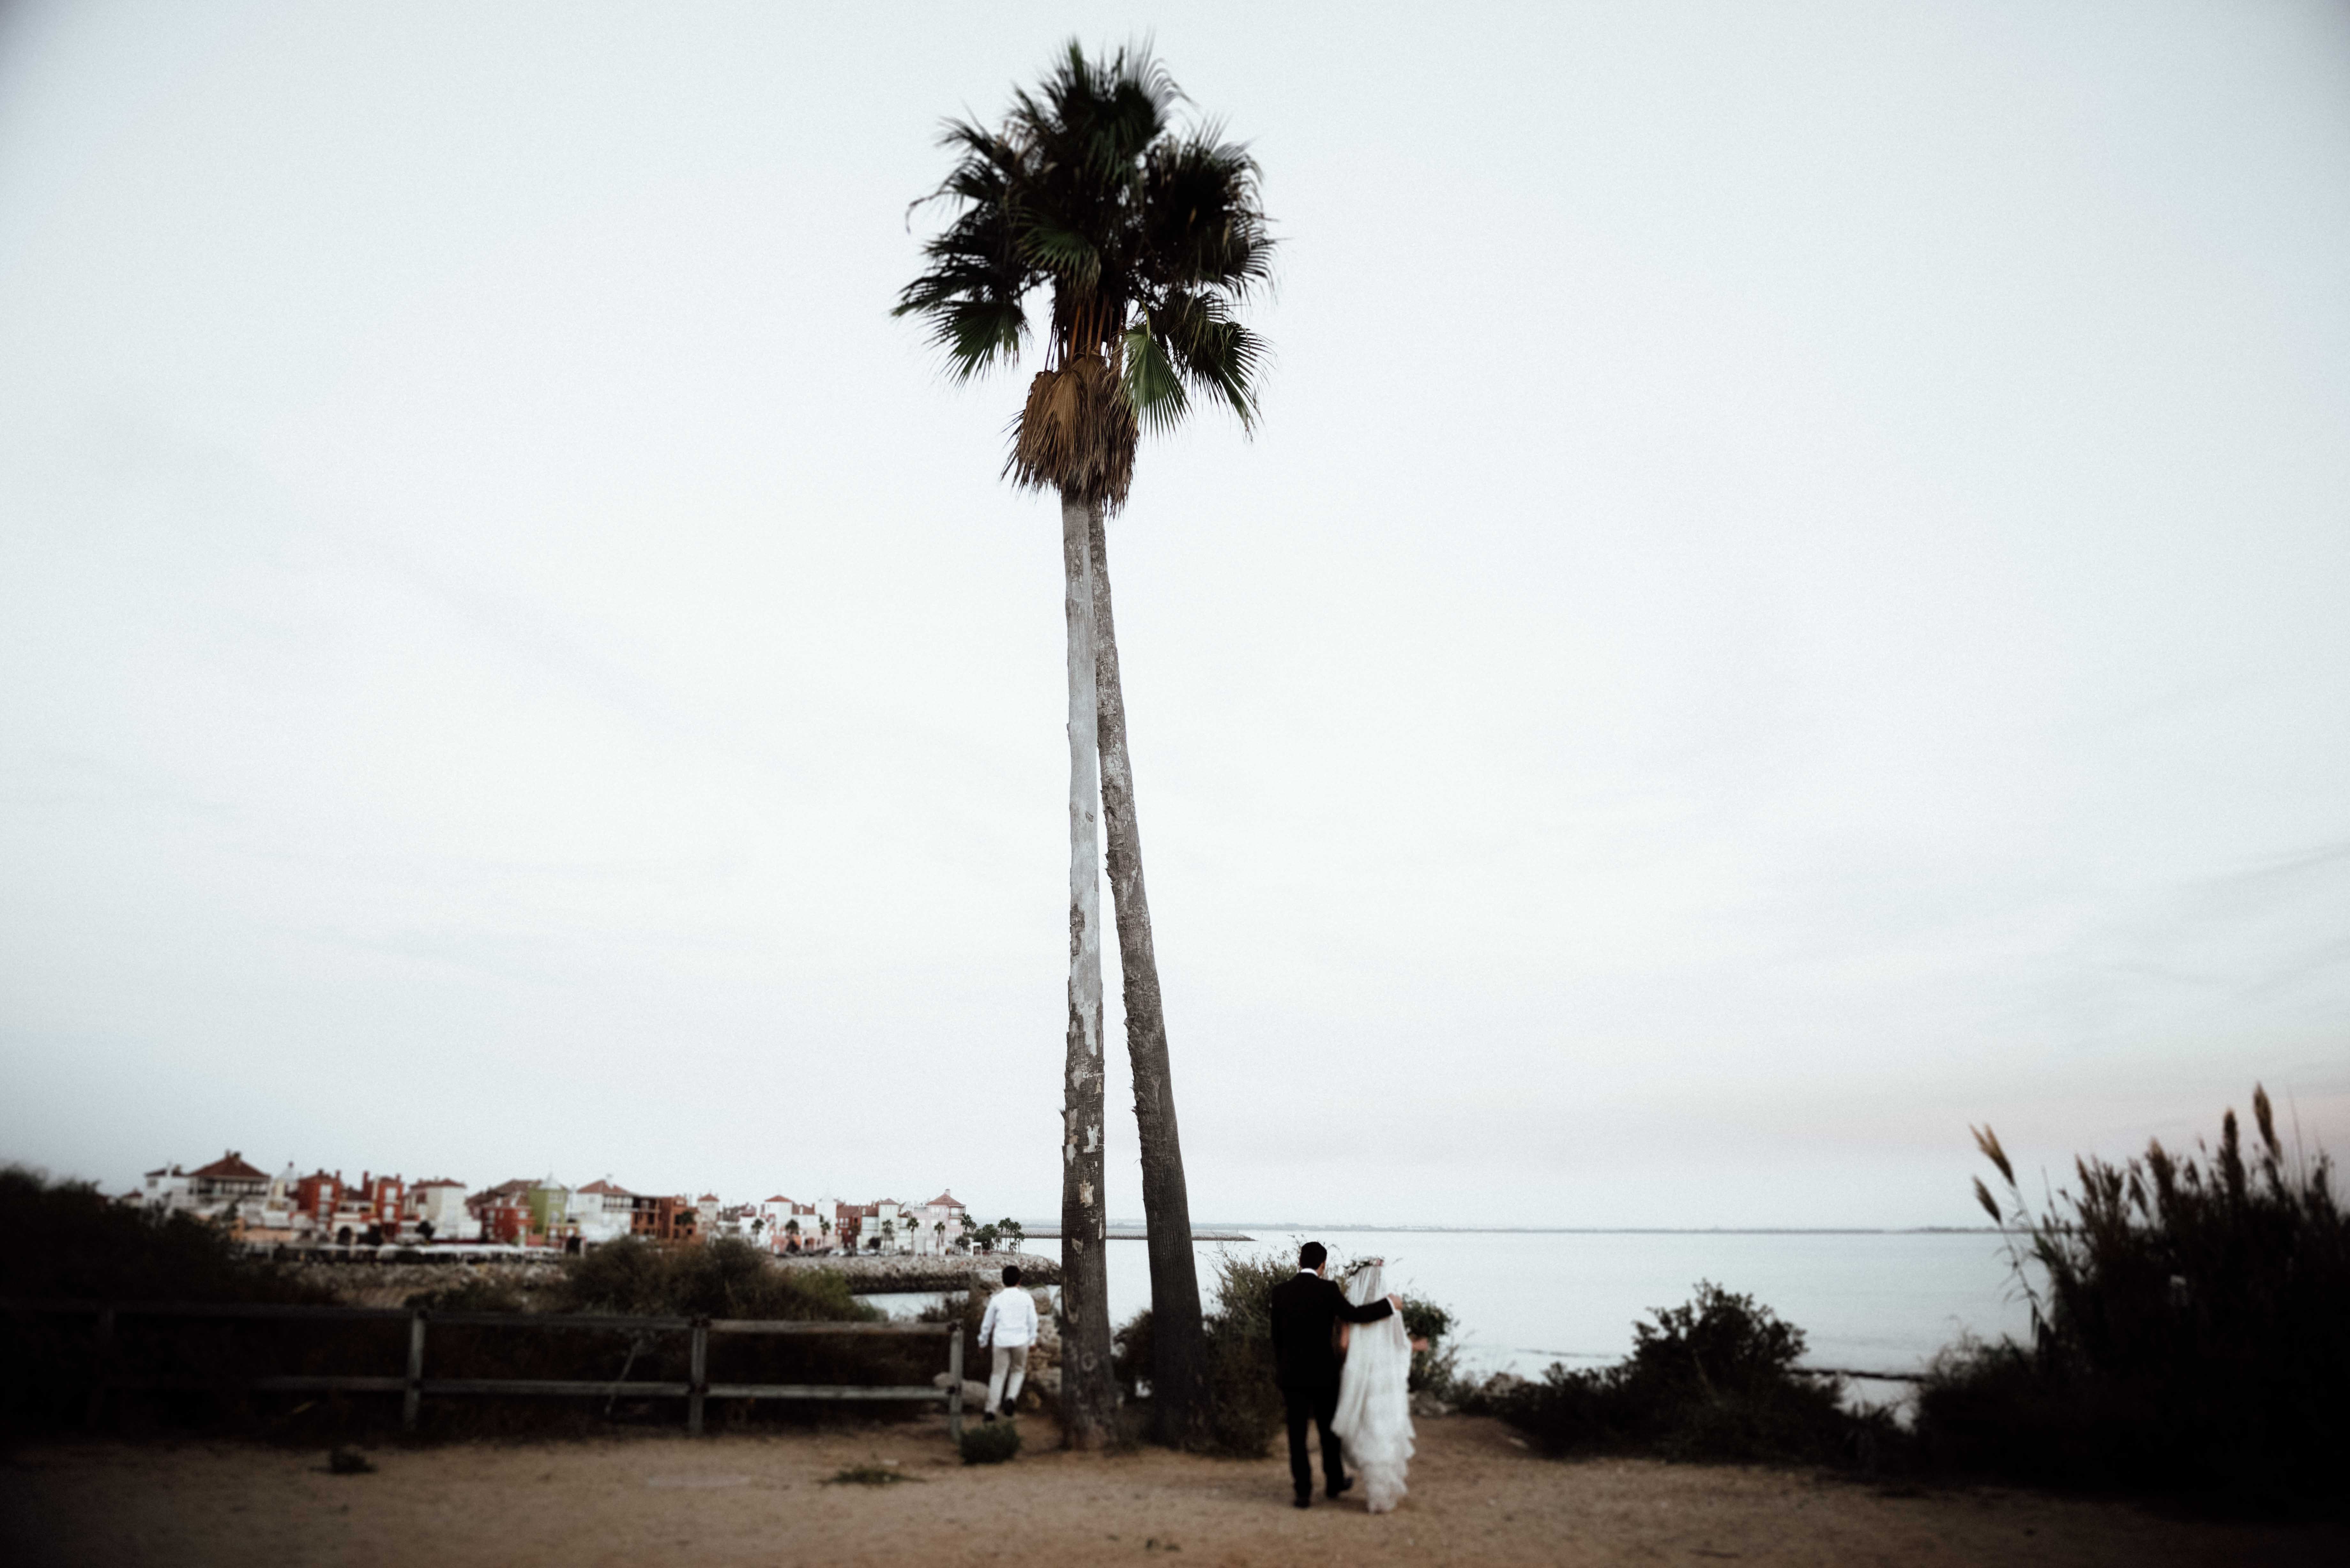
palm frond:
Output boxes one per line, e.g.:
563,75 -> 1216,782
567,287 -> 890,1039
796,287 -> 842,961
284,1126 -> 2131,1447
1119,321 -> 1188,434
1140,131 -> 1273,297
1020,220 -> 1105,291
1146,291 -> 1263,428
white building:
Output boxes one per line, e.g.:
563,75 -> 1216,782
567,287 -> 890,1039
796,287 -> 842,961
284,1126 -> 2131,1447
406,1178 -> 478,1242
902,1189 -> 968,1254
567,1179 -> 636,1245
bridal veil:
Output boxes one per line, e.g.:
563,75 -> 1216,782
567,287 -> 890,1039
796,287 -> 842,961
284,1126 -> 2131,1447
1329,1261 -> 1414,1513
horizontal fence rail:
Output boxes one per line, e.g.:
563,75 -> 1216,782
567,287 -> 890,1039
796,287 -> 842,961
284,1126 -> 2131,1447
2,1299 -> 965,1439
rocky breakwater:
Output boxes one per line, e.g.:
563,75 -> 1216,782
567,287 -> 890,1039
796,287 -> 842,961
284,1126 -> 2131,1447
777,1253 -> 1063,1292
288,1257 -> 571,1310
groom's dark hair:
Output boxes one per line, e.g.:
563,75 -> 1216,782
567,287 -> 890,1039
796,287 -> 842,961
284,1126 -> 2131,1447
1298,1241 -> 1327,1270
1002,1264 -> 1022,1286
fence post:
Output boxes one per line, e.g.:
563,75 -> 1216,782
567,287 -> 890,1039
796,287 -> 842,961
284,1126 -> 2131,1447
947,1323 -> 963,1441
687,1320 -> 708,1436
403,1310 -> 427,1432
84,1307 -> 115,1430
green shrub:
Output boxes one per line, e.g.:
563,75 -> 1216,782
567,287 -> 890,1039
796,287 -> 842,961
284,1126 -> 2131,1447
1468,1281 -> 1854,1463
0,1166 -> 323,1306
1197,1249 -> 1292,1457
1111,1302 -> 1155,1399
0,1166 -> 339,1436
1921,1088 -> 2348,1506
959,1418 -> 1022,1464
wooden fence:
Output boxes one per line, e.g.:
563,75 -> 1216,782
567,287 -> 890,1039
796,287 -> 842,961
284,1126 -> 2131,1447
3,1300 -> 964,1438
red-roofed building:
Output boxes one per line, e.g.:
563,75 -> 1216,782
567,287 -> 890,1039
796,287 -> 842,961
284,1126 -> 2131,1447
752,1195 -> 826,1253
467,1179 -> 533,1245
898,1190 -> 967,1254
187,1152 -> 270,1204
293,1170 -> 344,1225
627,1192 -> 698,1244
133,1153 -> 274,1226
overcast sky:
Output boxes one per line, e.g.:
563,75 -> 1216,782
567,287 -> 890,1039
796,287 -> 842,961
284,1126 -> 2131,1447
3,2 -> 2345,1227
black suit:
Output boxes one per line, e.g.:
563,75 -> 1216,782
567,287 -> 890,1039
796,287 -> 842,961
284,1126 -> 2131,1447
1267,1270 -> 1394,1499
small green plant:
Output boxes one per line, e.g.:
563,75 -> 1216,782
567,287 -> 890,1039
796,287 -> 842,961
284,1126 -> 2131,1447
827,1462 -> 920,1485
959,1420 -> 1021,1464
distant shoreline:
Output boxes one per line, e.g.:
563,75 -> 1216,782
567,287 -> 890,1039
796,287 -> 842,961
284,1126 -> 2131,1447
1027,1224 -> 2007,1238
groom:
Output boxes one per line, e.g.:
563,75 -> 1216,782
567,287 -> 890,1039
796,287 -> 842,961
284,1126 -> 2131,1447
1268,1240 -> 1401,1508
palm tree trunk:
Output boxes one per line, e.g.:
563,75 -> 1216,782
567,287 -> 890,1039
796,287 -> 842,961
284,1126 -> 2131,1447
1057,488 -> 1117,1449
1086,506 -> 1208,1446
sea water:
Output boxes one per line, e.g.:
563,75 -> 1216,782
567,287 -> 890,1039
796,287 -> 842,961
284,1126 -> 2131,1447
963,1228 -> 2040,1406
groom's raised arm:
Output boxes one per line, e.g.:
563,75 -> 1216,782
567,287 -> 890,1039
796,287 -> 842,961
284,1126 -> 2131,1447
1331,1282 -> 1394,1325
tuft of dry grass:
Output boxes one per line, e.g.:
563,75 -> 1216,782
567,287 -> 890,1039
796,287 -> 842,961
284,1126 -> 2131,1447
1931,1085 -> 2348,1505
825,1462 -> 920,1486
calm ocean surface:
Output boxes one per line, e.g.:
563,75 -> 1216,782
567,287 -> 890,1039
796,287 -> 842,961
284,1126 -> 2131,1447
888,1228 -> 2036,1403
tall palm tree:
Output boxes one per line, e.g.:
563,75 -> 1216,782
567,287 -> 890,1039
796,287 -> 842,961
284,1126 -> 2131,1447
897,40 -> 1271,1446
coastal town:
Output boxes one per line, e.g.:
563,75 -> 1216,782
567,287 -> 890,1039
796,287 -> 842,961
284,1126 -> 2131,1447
127,1150 -> 1016,1257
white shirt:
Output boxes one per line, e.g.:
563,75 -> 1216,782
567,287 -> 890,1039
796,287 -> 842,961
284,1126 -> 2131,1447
978,1285 -> 1039,1348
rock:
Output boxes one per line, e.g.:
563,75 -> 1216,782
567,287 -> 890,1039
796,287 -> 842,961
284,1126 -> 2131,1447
931,1373 -> 991,1408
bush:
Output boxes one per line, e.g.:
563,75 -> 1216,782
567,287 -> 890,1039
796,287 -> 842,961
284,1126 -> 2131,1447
1920,1089 -> 2348,1507
959,1418 -> 1021,1464
1196,1250 -> 1292,1457
1111,1301 -> 1155,1399
402,1277 -> 526,1314
0,1166 -> 323,1306
0,1167 -> 340,1436
1468,1281 -> 1854,1464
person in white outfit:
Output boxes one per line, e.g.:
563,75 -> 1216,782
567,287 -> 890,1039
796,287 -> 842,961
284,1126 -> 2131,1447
977,1264 -> 1038,1421
1331,1259 -> 1418,1512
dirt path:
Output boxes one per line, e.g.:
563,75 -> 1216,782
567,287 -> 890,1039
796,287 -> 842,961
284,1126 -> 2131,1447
4,1415 -> 2337,1567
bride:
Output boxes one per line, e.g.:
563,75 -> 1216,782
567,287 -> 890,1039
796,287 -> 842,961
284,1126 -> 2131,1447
1330,1259 -> 1419,1513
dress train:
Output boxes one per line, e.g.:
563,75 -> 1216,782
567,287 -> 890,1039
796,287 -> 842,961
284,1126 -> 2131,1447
1329,1261 -> 1414,1513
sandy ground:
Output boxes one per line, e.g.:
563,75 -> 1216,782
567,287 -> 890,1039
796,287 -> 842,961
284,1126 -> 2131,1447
3,1413 -> 2338,1568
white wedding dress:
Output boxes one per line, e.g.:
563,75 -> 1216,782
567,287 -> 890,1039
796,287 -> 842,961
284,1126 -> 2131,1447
1329,1262 -> 1414,1513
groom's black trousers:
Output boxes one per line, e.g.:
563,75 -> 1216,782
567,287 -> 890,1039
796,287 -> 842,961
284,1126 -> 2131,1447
1282,1384 -> 1345,1498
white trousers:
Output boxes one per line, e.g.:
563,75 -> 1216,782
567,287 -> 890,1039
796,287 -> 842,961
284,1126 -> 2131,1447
986,1345 -> 1028,1412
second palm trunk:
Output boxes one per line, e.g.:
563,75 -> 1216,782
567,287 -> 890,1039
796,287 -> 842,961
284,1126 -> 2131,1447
1086,507 -> 1208,1444
1057,490 -> 1117,1448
